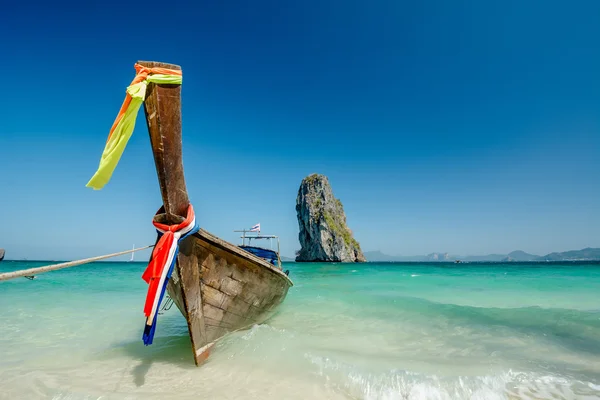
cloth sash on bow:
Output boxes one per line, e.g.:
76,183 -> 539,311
141,204 -> 199,345
86,63 -> 182,190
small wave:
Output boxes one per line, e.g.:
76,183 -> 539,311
239,323 -> 289,341
411,274 -> 420,277
305,354 -> 600,399
588,382 -> 600,391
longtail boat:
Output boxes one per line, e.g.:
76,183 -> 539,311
87,60 -> 293,365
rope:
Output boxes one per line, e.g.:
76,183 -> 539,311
0,245 -> 153,282
158,294 -> 175,315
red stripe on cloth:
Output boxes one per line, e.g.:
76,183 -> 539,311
142,232 -> 175,317
153,205 -> 195,233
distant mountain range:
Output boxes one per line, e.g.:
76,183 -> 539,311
537,248 -> 600,262
364,248 -> 600,262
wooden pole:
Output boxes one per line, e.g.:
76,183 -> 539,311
0,245 -> 153,282
138,61 -> 189,220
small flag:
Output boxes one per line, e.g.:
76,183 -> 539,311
250,223 -> 260,232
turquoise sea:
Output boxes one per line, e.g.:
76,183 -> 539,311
1,261 -> 600,399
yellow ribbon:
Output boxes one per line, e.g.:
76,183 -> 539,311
86,74 -> 182,190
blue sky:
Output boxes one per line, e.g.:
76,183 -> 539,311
1,0 -> 599,261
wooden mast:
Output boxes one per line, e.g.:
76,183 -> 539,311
137,60 -> 209,365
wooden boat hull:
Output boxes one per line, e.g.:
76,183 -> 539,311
165,229 -> 292,362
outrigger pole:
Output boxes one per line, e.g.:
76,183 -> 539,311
0,245 -> 153,282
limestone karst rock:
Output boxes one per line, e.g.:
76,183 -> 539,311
295,174 -> 366,262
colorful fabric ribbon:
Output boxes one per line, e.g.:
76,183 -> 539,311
86,63 -> 183,190
141,204 -> 199,345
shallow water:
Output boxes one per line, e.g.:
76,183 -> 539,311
1,261 -> 599,399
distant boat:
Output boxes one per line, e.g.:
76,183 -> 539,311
129,244 -> 135,262
0,249 -> 4,262
235,228 -> 284,270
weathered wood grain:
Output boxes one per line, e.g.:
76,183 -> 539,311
138,60 -> 188,219
193,229 -> 292,342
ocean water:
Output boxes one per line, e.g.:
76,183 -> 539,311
1,261 -> 600,400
